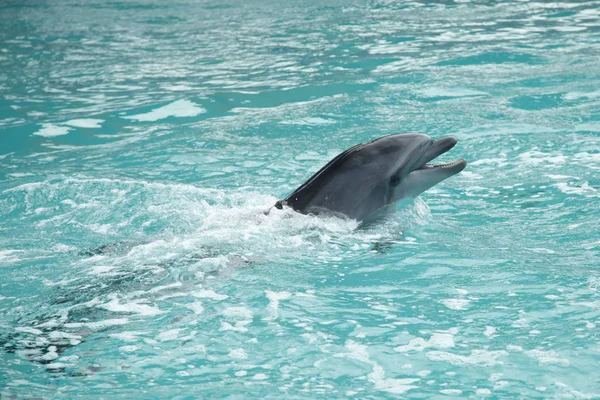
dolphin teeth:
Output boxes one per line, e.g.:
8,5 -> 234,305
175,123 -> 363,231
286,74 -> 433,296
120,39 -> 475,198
424,158 -> 465,169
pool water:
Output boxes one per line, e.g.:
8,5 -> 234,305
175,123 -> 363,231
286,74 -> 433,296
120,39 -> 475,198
1,0 -> 600,398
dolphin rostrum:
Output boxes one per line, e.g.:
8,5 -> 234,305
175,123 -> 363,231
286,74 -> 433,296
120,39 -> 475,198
275,133 -> 467,222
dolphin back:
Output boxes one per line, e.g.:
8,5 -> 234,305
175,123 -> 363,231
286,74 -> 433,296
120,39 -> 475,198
277,142 -> 366,211
276,135 -> 414,220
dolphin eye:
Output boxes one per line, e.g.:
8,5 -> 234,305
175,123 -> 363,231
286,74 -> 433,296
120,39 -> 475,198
390,175 -> 400,187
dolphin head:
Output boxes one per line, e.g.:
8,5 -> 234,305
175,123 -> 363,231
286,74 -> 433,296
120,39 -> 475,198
389,134 -> 467,201
279,133 -> 466,221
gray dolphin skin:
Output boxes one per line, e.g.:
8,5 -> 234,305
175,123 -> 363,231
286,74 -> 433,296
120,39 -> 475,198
275,133 -> 467,222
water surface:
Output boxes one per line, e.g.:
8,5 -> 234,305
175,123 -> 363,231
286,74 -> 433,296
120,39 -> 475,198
1,0 -> 600,398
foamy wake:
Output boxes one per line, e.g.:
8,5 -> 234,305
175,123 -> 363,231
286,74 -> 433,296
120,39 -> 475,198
1,177 -> 431,368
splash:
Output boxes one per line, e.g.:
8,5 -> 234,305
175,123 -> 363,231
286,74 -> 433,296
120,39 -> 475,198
0,177 -> 428,370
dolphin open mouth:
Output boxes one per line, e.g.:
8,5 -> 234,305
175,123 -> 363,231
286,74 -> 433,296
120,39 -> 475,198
416,136 -> 467,173
420,158 -> 467,170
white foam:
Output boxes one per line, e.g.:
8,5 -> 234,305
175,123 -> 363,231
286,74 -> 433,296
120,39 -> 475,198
461,171 -> 483,180
506,345 -> 523,352
51,243 -> 77,252
0,249 -> 24,264
15,327 -> 43,335
484,326 -> 497,338
45,362 -> 71,369
59,355 -> 79,363
86,223 -> 113,234
415,87 -> 488,98
546,174 -> 579,180
553,382 -> 599,399
220,321 -> 250,332
100,298 -> 162,316
441,298 -> 470,310
64,318 -> 128,331
148,282 -> 183,293
8,172 -> 35,178
119,345 -> 138,353
470,157 -> 507,167
33,123 -> 71,137
156,329 -> 183,341
64,118 -> 104,128
440,389 -> 462,395
126,99 -> 206,122
161,84 -> 193,91
362,42 -> 415,55
220,306 -> 253,332
554,182 -> 597,196
337,340 -> 420,394
524,349 -> 570,366
228,348 -> 248,360
527,248 -> 556,254
395,333 -> 455,353
264,290 -> 291,320
109,331 -> 147,341
426,349 -> 507,366
89,265 -> 117,275
575,122 -> 600,132
518,151 -> 567,165
280,117 -> 336,126
223,306 -> 254,320
373,59 -> 420,73
192,289 -> 228,301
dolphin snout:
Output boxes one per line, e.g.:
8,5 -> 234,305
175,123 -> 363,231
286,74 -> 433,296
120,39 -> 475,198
419,136 -> 458,167
436,136 -> 458,152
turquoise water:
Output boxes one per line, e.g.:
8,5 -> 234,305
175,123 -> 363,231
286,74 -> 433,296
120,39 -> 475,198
1,0 -> 600,397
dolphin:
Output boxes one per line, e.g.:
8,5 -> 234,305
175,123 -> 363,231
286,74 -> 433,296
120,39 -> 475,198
274,133 -> 467,222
